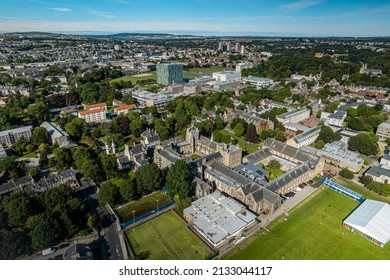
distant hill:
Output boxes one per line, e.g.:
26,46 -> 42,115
5,31 -> 62,37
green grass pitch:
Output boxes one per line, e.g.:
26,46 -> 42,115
224,186 -> 390,260
126,211 -> 213,260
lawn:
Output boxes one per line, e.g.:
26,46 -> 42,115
224,187 -> 390,260
191,154 -> 201,160
21,151 -> 38,158
116,191 -> 171,223
186,67 -> 234,75
264,166 -> 284,180
184,67 -> 234,79
218,129 -> 261,154
126,211 -> 213,260
335,176 -> 390,204
110,72 -> 157,85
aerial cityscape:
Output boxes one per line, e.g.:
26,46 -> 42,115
2,0 -> 390,261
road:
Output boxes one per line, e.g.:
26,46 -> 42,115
79,178 -> 125,260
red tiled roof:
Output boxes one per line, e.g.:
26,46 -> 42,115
115,104 -> 137,112
79,107 -> 106,116
84,102 -> 107,110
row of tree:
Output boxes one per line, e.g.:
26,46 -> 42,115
0,185 -> 91,258
98,160 -> 191,206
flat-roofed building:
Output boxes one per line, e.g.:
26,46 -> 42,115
317,141 -> 363,172
335,127 -> 360,144
321,111 -> 347,127
235,62 -> 253,72
78,108 -> 106,124
132,90 -> 174,108
286,126 -> 321,148
212,71 -> 241,83
269,101 -> 296,112
376,121 -> 390,139
184,191 -> 257,248
0,125 -> 33,147
156,63 -> 183,85
242,75 -> 273,88
276,108 -> 310,124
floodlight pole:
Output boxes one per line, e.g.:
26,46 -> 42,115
132,210 -> 136,226
156,199 -> 160,212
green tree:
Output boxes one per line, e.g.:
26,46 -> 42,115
317,126 -> 341,144
166,160 -> 191,199
44,185 -> 73,209
11,137 -> 29,156
4,195 -> 32,228
0,229 -> 29,260
29,214 -> 61,250
118,179 -> 138,202
100,154 -> 118,180
135,163 -> 163,195
31,127 -> 49,147
348,133 -> 379,156
315,140 -> 325,149
325,102 -> 339,113
347,117 -> 368,131
339,168 -> 354,179
64,118 -> 89,139
130,117 -> 145,137
275,131 -> 286,142
27,101 -> 49,124
366,182 -> 390,196
98,182 -> 120,205
244,123 -> 259,143
87,214 -> 99,232
53,148 -> 72,170
268,159 -> 281,170
360,175 -> 373,186
234,122 -> 246,137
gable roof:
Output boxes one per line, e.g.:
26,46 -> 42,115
344,199 -> 390,245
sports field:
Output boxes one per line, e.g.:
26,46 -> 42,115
225,187 -> 390,260
110,72 -> 156,84
127,211 -> 213,260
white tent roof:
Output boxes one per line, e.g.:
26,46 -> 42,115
344,199 -> 390,245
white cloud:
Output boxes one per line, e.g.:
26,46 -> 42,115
281,0 -> 323,11
89,11 -> 116,19
48,8 -> 71,13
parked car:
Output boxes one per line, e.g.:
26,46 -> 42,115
42,247 -> 56,256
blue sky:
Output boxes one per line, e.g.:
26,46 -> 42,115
1,0 -> 390,36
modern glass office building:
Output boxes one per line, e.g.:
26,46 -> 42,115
156,63 -> 183,85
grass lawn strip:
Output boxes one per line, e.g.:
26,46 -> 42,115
218,129 -> 261,153
224,187 -> 390,260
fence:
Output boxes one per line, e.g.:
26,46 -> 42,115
120,200 -> 176,227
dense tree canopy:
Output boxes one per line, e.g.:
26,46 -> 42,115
166,160 -> 191,199
348,133 -> 379,156
135,163 -> 163,195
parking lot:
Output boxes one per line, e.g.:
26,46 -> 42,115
258,182 -> 319,228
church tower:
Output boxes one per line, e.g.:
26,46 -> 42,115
186,126 -> 199,154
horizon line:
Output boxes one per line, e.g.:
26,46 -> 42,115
1,30 -> 390,38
